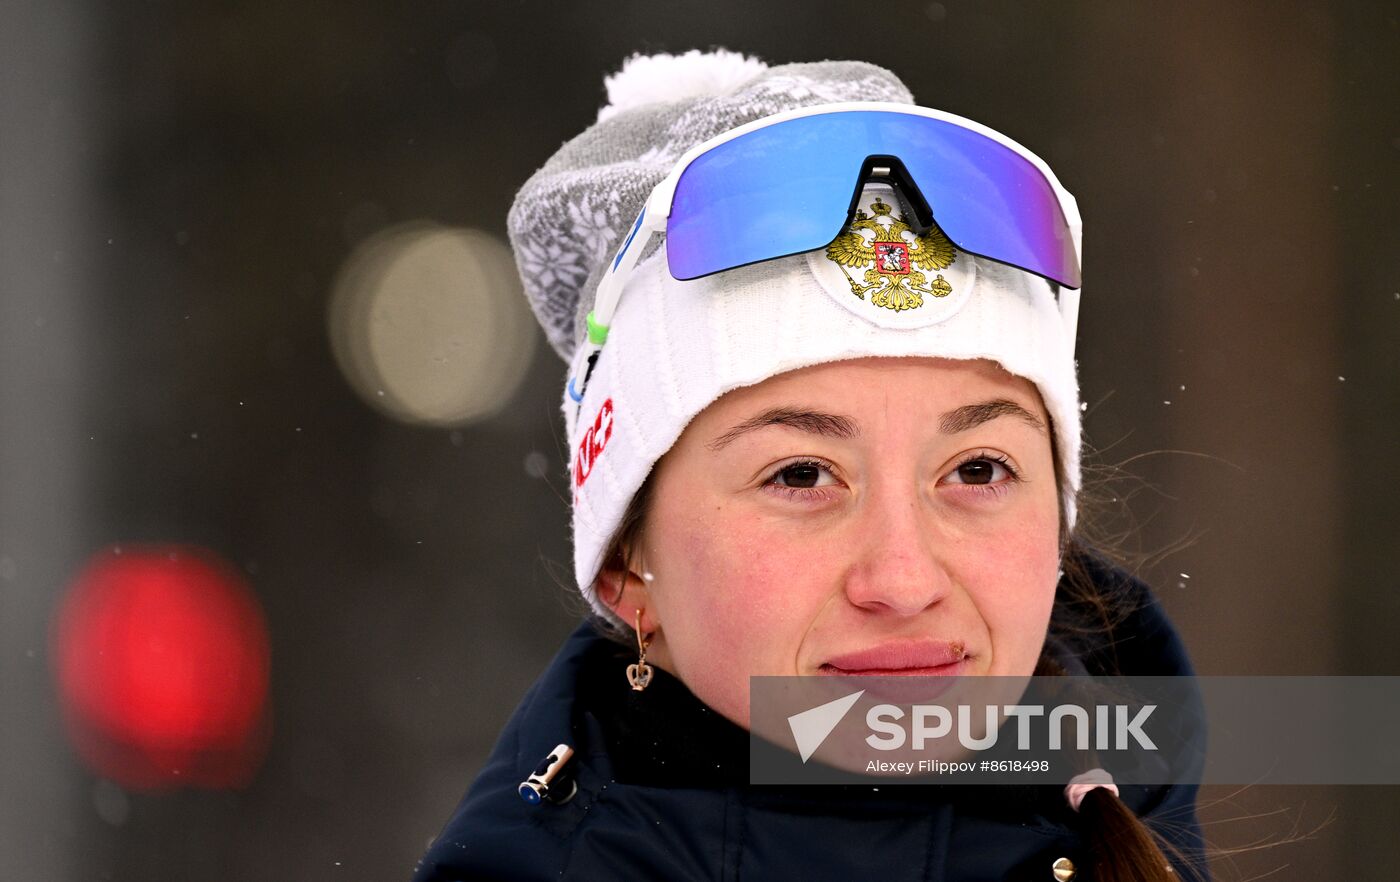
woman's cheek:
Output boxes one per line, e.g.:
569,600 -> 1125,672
968,519 -> 1059,675
691,521 -> 817,657
666,515 -> 831,720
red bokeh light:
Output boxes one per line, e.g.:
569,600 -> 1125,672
52,544 -> 272,790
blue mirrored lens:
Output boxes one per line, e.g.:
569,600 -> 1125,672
666,111 -> 1079,288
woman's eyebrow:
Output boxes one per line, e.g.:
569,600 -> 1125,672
707,398 -> 1045,451
939,398 -> 1047,435
706,406 -> 859,451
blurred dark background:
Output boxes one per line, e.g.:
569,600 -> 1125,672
2,1 -> 1397,879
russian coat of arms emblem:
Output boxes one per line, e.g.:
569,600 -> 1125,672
823,197 -> 958,312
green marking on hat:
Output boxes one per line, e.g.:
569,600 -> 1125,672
586,311 -> 610,345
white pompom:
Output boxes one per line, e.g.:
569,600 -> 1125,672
596,48 -> 769,123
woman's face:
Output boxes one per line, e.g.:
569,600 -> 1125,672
606,356 -> 1062,729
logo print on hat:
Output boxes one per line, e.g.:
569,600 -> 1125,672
572,397 -> 614,504
805,184 -> 976,329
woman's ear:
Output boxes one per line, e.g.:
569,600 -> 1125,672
595,547 -> 660,634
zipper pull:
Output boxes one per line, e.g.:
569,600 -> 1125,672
518,743 -> 576,806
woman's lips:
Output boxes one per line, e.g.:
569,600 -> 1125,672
818,640 -> 968,676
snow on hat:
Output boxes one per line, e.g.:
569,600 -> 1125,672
506,50 -> 1081,624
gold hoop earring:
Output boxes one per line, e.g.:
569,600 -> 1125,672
626,608 -> 654,692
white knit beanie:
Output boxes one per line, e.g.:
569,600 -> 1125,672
507,50 -> 1082,624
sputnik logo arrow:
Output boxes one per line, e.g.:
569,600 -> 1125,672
786,689 -> 865,763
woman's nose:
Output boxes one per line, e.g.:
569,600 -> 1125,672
841,484 -> 952,616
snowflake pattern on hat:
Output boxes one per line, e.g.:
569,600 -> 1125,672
506,52 -> 915,362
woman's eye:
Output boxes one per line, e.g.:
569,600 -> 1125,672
767,459 -> 838,490
944,456 -> 1013,486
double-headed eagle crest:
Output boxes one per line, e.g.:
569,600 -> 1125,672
824,198 -> 957,311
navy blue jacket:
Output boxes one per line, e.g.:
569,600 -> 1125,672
414,561 -> 1207,881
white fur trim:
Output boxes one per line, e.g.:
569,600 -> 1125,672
597,50 -> 770,123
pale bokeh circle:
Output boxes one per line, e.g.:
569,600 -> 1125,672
329,222 -> 537,426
